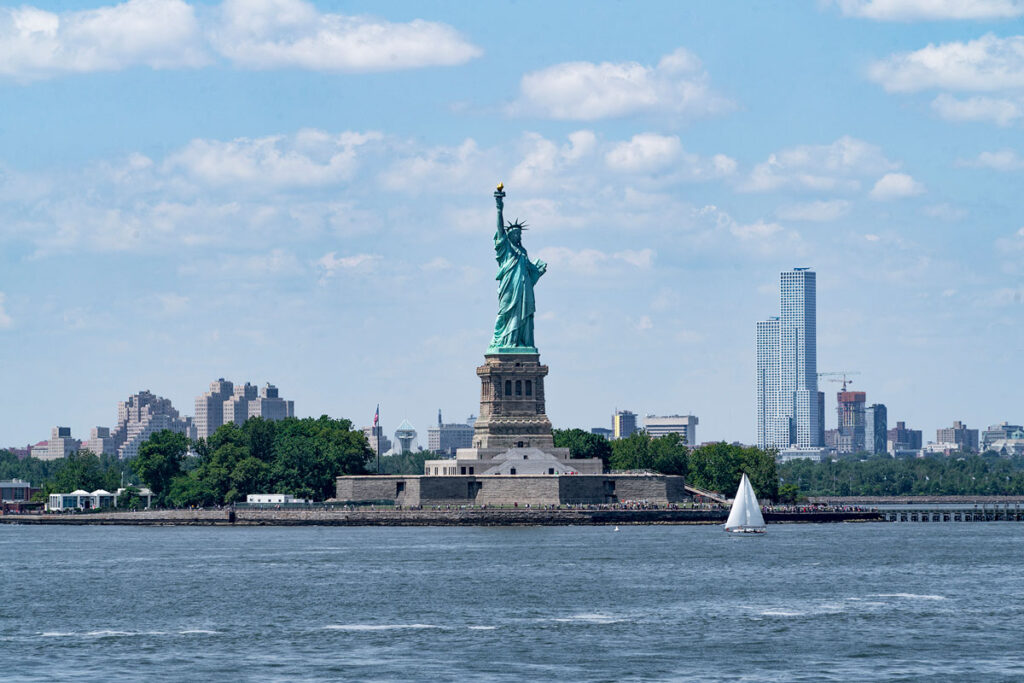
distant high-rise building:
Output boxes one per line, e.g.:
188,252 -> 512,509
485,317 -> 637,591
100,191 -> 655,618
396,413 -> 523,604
644,415 -> 698,445
363,425 -> 392,456
36,427 -> 80,461
981,422 -> 1024,453
837,391 -> 866,453
195,378 -> 234,440
84,427 -> 116,456
936,421 -> 979,453
590,427 -> 613,439
864,404 -> 887,455
887,421 -> 922,455
428,410 -> 475,455
395,420 -> 417,453
817,391 -> 825,447
757,268 -> 821,450
612,410 -> 638,439
223,383 -> 259,426
110,390 -> 193,460
247,384 -> 295,421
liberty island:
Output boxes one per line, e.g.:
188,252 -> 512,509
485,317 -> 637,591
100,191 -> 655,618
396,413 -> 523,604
336,184 -> 687,506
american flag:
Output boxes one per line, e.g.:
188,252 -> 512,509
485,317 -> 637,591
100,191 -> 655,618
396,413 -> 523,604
373,404 -> 379,427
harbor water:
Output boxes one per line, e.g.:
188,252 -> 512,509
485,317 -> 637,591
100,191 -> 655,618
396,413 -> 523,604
2,523 -> 1022,681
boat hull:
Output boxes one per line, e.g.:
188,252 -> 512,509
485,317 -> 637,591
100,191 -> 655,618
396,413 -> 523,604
725,527 -> 766,534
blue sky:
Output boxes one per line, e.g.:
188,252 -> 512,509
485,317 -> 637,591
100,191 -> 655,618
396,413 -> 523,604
1,0 -> 1023,448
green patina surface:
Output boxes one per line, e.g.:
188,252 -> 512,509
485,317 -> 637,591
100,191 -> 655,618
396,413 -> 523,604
487,185 -> 547,354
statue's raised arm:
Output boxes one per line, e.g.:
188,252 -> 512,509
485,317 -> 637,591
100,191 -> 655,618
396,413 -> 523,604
494,182 -> 507,242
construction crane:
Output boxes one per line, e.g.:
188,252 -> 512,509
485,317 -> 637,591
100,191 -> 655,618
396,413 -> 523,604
818,371 -> 861,392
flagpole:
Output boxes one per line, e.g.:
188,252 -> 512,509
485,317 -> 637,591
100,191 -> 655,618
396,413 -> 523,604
376,405 -> 381,475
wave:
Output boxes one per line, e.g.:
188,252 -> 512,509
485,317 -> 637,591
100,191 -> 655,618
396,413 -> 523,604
870,593 -> 947,601
759,610 -> 804,617
467,626 -> 497,630
179,629 -> 221,635
322,624 -> 440,631
551,613 -> 625,624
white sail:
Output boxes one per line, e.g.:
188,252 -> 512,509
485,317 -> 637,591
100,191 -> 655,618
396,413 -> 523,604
725,473 -> 766,531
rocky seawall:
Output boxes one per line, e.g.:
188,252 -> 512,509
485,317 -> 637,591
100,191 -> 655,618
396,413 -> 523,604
0,508 -> 881,526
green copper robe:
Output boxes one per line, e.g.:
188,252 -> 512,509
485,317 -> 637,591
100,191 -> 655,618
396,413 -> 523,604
488,195 -> 546,352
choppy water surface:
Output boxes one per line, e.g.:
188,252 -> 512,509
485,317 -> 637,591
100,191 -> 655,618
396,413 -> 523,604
2,523 -> 1023,681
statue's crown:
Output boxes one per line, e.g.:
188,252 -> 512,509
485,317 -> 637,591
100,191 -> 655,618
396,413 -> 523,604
506,218 -> 528,231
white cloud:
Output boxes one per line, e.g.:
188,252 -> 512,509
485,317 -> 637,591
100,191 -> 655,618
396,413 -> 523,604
514,47 -> 732,120
0,0 -> 480,81
835,0 -> 1024,20
776,199 -> 851,222
730,220 -> 784,239
932,93 -> 1022,125
380,138 -> 491,194
0,0 -> 206,81
605,134 -> 682,172
0,292 -> 12,328
535,246 -> 654,275
165,129 -> 381,188
210,0 -> 481,71
869,34 -> 1024,93
316,251 -> 380,283
869,172 -> 926,200
603,133 -> 737,179
742,136 -> 897,192
958,148 -> 1024,169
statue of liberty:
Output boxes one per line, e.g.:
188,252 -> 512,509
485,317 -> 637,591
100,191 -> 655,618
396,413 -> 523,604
488,183 -> 547,353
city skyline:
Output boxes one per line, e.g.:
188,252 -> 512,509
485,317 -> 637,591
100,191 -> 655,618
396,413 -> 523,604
1,1 -> 1023,446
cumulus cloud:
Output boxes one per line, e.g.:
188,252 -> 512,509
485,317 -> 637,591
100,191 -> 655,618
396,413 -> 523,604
0,0 -> 207,81
210,0 -> 481,71
869,34 -> 1024,93
379,139 -> 492,194
775,199 -> 851,222
535,246 -> 654,274
0,292 -> 12,328
932,93 -> 1022,126
165,129 -> 382,188
869,172 -> 925,199
316,251 -> 380,283
958,148 -> 1024,169
835,0 -> 1024,20
603,133 -> 737,178
741,136 -> 897,192
0,0 -> 480,81
514,47 -> 732,120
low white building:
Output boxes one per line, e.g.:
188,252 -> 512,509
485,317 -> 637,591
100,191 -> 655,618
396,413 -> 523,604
47,487 -> 152,511
245,493 -> 309,504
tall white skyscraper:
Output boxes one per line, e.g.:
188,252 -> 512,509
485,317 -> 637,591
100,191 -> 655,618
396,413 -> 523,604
757,268 -> 822,450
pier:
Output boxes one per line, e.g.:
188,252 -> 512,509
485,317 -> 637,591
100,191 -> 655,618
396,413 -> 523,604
881,504 -> 1024,522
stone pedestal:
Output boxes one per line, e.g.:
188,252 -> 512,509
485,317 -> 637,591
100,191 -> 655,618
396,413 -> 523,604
469,353 -> 560,452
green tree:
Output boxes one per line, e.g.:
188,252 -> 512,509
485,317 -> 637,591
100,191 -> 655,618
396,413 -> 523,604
688,443 -> 778,500
552,428 -> 612,468
132,430 -> 189,504
608,432 -> 689,476
47,450 -> 115,494
609,431 -> 653,470
116,485 -> 144,510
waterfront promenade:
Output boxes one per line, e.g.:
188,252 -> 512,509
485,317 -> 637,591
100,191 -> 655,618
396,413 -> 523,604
0,507 -> 881,526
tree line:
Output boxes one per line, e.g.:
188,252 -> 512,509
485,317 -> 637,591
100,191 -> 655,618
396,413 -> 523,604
1,415 -> 373,508
135,416 -> 374,507
552,429 -> 778,500
780,453 -> 1024,497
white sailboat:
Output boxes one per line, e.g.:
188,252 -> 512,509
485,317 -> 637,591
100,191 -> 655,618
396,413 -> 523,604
724,473 -> 766,534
